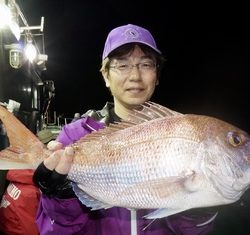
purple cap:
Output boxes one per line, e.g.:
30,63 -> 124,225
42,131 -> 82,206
102,24 -> 161,60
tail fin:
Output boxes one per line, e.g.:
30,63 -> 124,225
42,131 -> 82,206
0,105 -> 44,169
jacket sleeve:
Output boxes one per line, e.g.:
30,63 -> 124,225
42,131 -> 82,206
56,116 -> 105,146
36,195 -> 90,235
36,117 -> 105,235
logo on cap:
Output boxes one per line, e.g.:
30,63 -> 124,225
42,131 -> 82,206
123,27 -> 140,41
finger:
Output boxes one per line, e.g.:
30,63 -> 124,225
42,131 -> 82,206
55,147 -> 74,175
47,140 -> 63,151
43,150 -> 63,171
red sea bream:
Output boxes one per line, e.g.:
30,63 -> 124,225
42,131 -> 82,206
0,102 -> 250,219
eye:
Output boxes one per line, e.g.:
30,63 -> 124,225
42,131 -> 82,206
228,132 -> 243,147
140,62 -> 155,69
141,63 -> 152,68
117,64 -> 129,70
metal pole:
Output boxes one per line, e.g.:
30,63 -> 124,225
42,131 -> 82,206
0,31 -> 5,102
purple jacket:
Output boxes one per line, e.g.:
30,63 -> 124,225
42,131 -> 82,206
36,106 -> 215,235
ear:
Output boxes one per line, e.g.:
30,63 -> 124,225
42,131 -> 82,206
156,79 -> 159,86
102,70 -> 110,88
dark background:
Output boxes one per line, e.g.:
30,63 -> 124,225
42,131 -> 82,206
1,1 -> 250,234
22,1 -> 249,132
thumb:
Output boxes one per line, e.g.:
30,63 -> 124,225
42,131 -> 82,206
47,140 -> 63,151
55,147 -> 74,175
43,149 -> 63,171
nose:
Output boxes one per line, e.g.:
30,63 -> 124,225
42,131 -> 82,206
129,65 -> 141,81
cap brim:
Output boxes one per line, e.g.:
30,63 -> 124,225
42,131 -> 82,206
103,41 -> 161,59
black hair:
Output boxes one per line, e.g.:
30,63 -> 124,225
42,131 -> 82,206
107,43 -> 166,78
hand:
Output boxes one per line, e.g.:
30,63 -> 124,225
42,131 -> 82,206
33,140 -> 75,198
44,140 -> 72,174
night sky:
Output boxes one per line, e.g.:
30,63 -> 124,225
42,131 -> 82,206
22,1 -> 250,132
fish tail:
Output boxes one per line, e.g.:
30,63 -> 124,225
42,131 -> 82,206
0,147 -> 36,169
0,105 -> 44,169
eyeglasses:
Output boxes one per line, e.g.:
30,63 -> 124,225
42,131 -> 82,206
109,61 -> 157,74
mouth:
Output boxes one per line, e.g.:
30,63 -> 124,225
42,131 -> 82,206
126,88 -> 144,94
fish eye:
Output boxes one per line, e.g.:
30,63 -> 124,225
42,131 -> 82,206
228,132 -> 243,147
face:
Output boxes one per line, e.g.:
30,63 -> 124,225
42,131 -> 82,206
102,46 -> 159,111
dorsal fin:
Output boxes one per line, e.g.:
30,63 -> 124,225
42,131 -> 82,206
125,101 -> 183,124
77,101 -> 182,143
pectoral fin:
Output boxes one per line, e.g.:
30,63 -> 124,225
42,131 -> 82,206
121,171 -> 201,200
182,169 -> 202,192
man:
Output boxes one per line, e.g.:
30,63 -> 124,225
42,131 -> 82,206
33,24 -> 215,235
